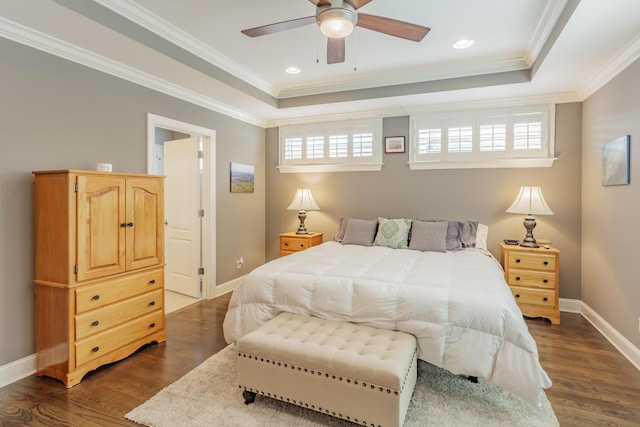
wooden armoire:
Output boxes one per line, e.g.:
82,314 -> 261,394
33,170 -> 166,387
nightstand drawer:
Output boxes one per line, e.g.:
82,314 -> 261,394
507,269 -> 556,289
280,236 -> 309,252
507,252 -> 556,271
511,287 -> 555,307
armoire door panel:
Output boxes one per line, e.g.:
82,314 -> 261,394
126,178 -> 164,271
76,175 -> 126,281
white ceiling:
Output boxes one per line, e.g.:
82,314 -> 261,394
1,0 -> 639,127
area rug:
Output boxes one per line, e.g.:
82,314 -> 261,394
126,345 -> 558,427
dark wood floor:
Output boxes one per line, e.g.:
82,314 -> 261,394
1,294 -> 639,426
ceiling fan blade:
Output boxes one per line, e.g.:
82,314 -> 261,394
344,0 -> 374,9
327,37 -> 345,64
307,0 -> 332,6
241,16 -> 316,37
356,13 -> 430,42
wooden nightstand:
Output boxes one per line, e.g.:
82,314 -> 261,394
500,242 -> 560,324
280,232 -> 323,256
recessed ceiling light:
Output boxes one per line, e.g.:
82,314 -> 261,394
285,66 -> 301,74
452,39 -> 475,49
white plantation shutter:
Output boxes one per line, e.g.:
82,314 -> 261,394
410,104 -> 554,169
279,118 -> 383,172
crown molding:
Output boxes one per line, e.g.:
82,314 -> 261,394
0,16 -> 266,127
94,0 -> 275,96
578,32 -> 640,100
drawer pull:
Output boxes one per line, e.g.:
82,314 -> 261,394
120,223 -> 127,228
543,279 -> 548,283
515,259 -> 521,263
299,244 -> 304,247
149,279 -> 156,284
91,320 -> 99,327
149,322 -> 156,328
284,242 -> 289,247
92,294 -> 100,301
149,301 -> 156,306
515,276 -> 521,281
515,294 -> 520,298
92,346 -> 100,353
543,261 -> 549,266
543,297 -> 548,302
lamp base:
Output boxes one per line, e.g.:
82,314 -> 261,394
295,210 -> 309,235
520,215 -> 539,248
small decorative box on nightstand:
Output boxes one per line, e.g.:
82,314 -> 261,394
279,232 -> 323,256
499,242 -> 560,324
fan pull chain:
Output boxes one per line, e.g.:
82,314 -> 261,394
353,29 -> 358,71
316,27 -> 320,64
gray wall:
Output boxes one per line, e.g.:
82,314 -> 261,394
0,38 -> 265,365
582,57 -> 640,348
265,104 -> 583,302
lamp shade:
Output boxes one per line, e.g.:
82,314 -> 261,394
506,186 -> 553,216
287,189 -> 320,211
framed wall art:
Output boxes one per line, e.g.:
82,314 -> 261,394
385,136 -> 405,153
602,135 -> 630,186
230,162 -> 255,193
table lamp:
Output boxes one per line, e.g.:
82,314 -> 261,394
287,189 -> 319,234
506,186 -> 553,248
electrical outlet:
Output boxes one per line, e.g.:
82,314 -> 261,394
236,257 -> 243,269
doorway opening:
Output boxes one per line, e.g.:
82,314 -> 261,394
146,113 -> 216,314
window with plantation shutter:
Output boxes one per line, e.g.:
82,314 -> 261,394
409,104 -> 555,169
279,118 -> 383,173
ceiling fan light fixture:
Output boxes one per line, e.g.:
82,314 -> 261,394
318,7 -> 357,38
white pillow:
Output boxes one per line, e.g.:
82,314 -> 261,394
475,223 -> 489,250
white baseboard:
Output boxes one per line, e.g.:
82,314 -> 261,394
579,302 -> 640,371
212,275 -> 245,298
0,353 -> 36,389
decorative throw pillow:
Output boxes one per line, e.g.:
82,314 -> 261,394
341,218 -> 378,246
373,218 -> 412,249
409,220 -> 448,252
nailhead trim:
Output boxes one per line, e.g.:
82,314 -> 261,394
239,352 -> 402,395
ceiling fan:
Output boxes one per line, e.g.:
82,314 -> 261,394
241,0 -> 430,64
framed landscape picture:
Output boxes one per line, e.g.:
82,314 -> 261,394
602,135 -> 630,186
385,136 -> 405,153
230,162 -> 255,193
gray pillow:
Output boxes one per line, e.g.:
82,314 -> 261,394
334,217 -> 348,242
416,219 -> 478,250
409,220 -> 448,252
341,219 -> 378,246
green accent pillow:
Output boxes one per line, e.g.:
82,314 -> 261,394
373,218 -> 412,249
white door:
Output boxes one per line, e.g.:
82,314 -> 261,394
164,137 -> 201,298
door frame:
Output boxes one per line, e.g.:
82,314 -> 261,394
146,113 -> 216,300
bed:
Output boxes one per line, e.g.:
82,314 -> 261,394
223,218 -> 552,406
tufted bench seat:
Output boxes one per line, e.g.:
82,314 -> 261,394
237,312 -> 417,427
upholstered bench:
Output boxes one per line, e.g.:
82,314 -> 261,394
237,312 -> 417,427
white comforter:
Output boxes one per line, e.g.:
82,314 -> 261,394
223,241 -> 551,406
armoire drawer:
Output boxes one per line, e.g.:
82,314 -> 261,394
75,289 -> 163,340
75,310 -> 164,366
76,269 -> 163,314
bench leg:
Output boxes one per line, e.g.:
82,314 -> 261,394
243,390 -> 257,405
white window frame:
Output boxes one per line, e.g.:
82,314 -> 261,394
409,104 -> 556,170
278,118 -> 383,173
